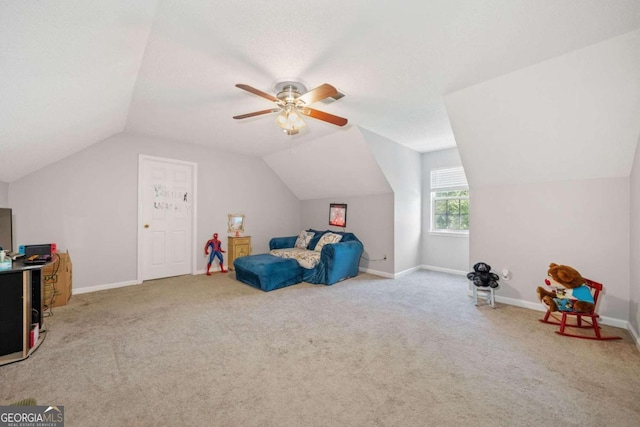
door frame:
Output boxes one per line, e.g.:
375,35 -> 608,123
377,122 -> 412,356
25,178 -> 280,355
137,154 -> 198,283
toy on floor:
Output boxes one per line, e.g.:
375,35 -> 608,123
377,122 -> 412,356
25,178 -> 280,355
536,263 -> 594,313
467,262 -> 500,288
204,232 -> 226,275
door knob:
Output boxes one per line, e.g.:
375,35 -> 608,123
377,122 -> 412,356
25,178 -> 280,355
144,224 -> 149,228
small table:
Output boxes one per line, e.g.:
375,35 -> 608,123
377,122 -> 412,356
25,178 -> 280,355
473,286 -> 497,308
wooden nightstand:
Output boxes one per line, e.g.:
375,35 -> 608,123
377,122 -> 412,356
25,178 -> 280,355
227,236 -> 251,270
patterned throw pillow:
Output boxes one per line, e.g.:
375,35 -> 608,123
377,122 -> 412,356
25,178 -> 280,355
313,232 -> 343,252
294,231 -> 315,249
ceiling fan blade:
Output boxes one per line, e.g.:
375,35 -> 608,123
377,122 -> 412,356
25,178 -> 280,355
233,108 -> 280,119
300,108 -> 348,127
297,83 -> 339,105
235,84 -> 278,102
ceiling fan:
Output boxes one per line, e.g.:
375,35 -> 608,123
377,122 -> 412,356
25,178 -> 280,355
233,81 -> 348,135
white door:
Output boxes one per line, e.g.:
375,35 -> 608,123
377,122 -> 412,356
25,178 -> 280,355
139,155 -> 196,281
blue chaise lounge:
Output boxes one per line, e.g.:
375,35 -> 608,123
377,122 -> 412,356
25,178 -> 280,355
234,229 -> 363,291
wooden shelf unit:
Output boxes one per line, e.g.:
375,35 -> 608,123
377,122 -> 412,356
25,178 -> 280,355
0,264 -> 46,366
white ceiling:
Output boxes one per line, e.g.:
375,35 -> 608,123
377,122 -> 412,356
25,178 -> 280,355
2,1 -> 640,182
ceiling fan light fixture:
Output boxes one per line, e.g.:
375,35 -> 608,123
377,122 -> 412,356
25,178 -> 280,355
234,81 -> 347,134
275,104 -> 306,133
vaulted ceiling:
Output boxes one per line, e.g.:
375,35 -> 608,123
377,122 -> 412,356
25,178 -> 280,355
2,1 -> 640,183
447,30 -> 640,187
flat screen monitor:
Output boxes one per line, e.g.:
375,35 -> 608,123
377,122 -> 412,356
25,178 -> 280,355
0,208 -> 13,252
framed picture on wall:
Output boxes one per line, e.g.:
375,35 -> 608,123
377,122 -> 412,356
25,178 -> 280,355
329,203 -> 347,227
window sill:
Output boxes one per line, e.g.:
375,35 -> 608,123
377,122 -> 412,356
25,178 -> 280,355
429,231 -> 469,238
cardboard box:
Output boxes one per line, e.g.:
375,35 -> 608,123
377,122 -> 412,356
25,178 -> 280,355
42,251 -> 72,308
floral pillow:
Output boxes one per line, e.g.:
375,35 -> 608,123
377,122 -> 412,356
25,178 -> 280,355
313,232 -> 343,252
294,230 -> 315,249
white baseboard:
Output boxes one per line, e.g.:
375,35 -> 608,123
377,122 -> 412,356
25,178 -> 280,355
421,265 -> 468,276
201,266 -> 233,276
395,265 -> 422,278
421,266 -> 634,338
359,265 -> 421,279
489,293 -> 630,330
628,323 -> 640,352
74,280 -> 141,295
359,267 -> 394,279
75,271 -> 215,295
360,265 -> 465,279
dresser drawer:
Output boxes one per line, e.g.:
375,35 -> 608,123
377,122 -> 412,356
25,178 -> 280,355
235,244 -> 250,258
232,237 -> 251,246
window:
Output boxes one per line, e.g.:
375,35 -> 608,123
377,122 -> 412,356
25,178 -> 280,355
430,166 -> 469,234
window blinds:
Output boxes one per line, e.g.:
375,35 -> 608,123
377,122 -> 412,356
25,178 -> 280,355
430,166 -> 468,191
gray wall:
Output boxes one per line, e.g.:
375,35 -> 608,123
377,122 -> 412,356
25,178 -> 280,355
445,32 -> 640,189
264,125 -> 395,276
264,126 -> 391,201
421,148 -> 469,273
470,177 -> 630,322
300,193 -> 394,275
9,133 -> 301,291
445,32 -> 639,327
0,181 -> 8,207
363,128 -> 422,274
630,139 -> 640,340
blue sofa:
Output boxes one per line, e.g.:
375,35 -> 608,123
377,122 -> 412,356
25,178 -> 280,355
269,229 -> 364,285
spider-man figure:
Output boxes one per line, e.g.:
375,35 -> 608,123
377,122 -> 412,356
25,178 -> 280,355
204,233 -> 226,274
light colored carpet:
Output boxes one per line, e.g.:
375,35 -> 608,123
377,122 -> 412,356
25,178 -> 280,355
1,270 -> 639,426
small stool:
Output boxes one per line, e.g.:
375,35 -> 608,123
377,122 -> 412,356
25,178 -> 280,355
473,286 -> 496,308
